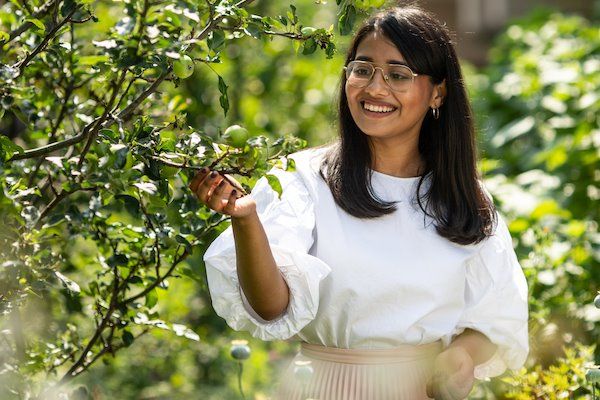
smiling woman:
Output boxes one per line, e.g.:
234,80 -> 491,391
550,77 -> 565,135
193,4 -> 529,400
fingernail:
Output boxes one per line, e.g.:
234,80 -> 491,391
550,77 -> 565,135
231,189 -> 237,196
200,167 -> 207,173
210,171 -> 217,178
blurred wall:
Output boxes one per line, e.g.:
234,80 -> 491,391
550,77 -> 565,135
416,0 -> 597,66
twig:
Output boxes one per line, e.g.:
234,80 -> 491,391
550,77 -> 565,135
35,186 -> 98,228
149,155 -> 249,194
119,247 -> 189,306
6,0 -> 59,44
6,0 -> 257,163
7,70 -> 164,162
59,255 -> 121,384
15,5 -> 80,76
77,70 -> 128,168
187,0 -> 255,51
45,167 -> 59,197
138,191 -> 161,276
26,84 -> 74,187
116,69 -> 170,122
82,329 -> 149,371
219,26 -> 303,40
17,0 -> 34,15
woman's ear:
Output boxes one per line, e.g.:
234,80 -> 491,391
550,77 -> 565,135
430,79 -> 447,108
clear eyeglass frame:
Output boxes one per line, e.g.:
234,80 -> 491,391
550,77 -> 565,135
343,60 -> 420,93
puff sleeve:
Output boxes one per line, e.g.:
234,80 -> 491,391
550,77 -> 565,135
454,212 -> 529,380
202,165 -> 331,341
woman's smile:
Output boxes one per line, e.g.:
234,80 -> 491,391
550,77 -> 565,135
361,100 -> 399,118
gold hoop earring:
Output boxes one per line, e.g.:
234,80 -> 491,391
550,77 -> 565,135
432,107 -> 440,120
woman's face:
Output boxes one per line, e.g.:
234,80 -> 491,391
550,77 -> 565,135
345,31 -> 441,143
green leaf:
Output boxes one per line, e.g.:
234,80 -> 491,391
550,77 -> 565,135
244,22 -> 262,39
338,5 -> 356,35
145,289 -> 158,309
302,38 -> 317,55
0,31 -> 9,43
265,174 -> 282,198
287,4 -> 298,25
116,194 -> 140,217
218,75 -> 229,116
491,116 -> 535,148
207,30 -> 225,50
26,18 -> 46,33
175,234 -> 192,253
122,330 -> 134,346
0,135 -> 24,161
172,324 -> 200,341
60,0 -> 77,18
55,271 -> 81,295
79,55 -> 110,66
133,181 -> 158,195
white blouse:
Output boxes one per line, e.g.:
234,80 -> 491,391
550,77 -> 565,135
203,146 -> 529,380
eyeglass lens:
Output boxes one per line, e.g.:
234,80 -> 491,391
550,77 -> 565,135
346,61 -> 414,92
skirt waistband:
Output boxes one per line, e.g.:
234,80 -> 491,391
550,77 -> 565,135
300,341 -> 443,365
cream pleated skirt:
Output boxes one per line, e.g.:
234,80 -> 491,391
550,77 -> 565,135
273,341 -> 443,400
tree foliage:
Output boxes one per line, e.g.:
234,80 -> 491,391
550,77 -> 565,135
1,1 -> 598,399
0,0 -> 359,397
469,10 -> 599,399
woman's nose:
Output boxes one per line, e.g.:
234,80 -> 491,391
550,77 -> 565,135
365,67 -> 390,94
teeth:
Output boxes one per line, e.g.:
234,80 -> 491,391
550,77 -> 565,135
363,102 -> 395,113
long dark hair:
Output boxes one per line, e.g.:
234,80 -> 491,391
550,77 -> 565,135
320,4 -> 497,245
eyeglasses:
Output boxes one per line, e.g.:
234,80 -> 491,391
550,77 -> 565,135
344,60 -> 419,93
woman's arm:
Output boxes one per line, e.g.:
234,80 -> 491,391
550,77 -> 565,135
190,169 -> 290,321
231,211 -> 290,321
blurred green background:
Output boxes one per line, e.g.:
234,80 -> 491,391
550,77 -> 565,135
1,0 -> 598,399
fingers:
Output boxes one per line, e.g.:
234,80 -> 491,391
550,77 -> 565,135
188,168 -> 208,193
207,178 -> 232,209
189,168 -> 241,213
222,189 -> 239,214
431,379 -> 467,400
426,374 -> 455,400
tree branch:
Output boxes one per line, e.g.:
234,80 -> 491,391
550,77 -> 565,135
116,69 -> 171,122
59,256 -> 121,384
149,155 -> 249,194
119,247 -> 189,306
77,70 -> 128,168
6,0 -> 256,163
15,5 -> 80,76
7,73 -> 162,162
189,0 -> 255,49
35,186 -> 98,228
81,328 -> 149,372
6,0 -> 60,44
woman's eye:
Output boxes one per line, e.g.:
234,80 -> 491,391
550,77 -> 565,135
354,68 -> 371,76
389,71 -> 411,81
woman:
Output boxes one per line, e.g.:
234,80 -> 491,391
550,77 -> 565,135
190,5 -> 528,400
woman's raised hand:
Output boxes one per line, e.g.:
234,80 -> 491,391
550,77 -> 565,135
188,168 -> 256,219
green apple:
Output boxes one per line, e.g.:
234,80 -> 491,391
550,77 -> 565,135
173,55 -> 194,79
223,124 -> 249,148
301,27 -> 317,36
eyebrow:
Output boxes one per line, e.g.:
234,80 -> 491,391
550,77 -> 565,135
355,55 -> 408,65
